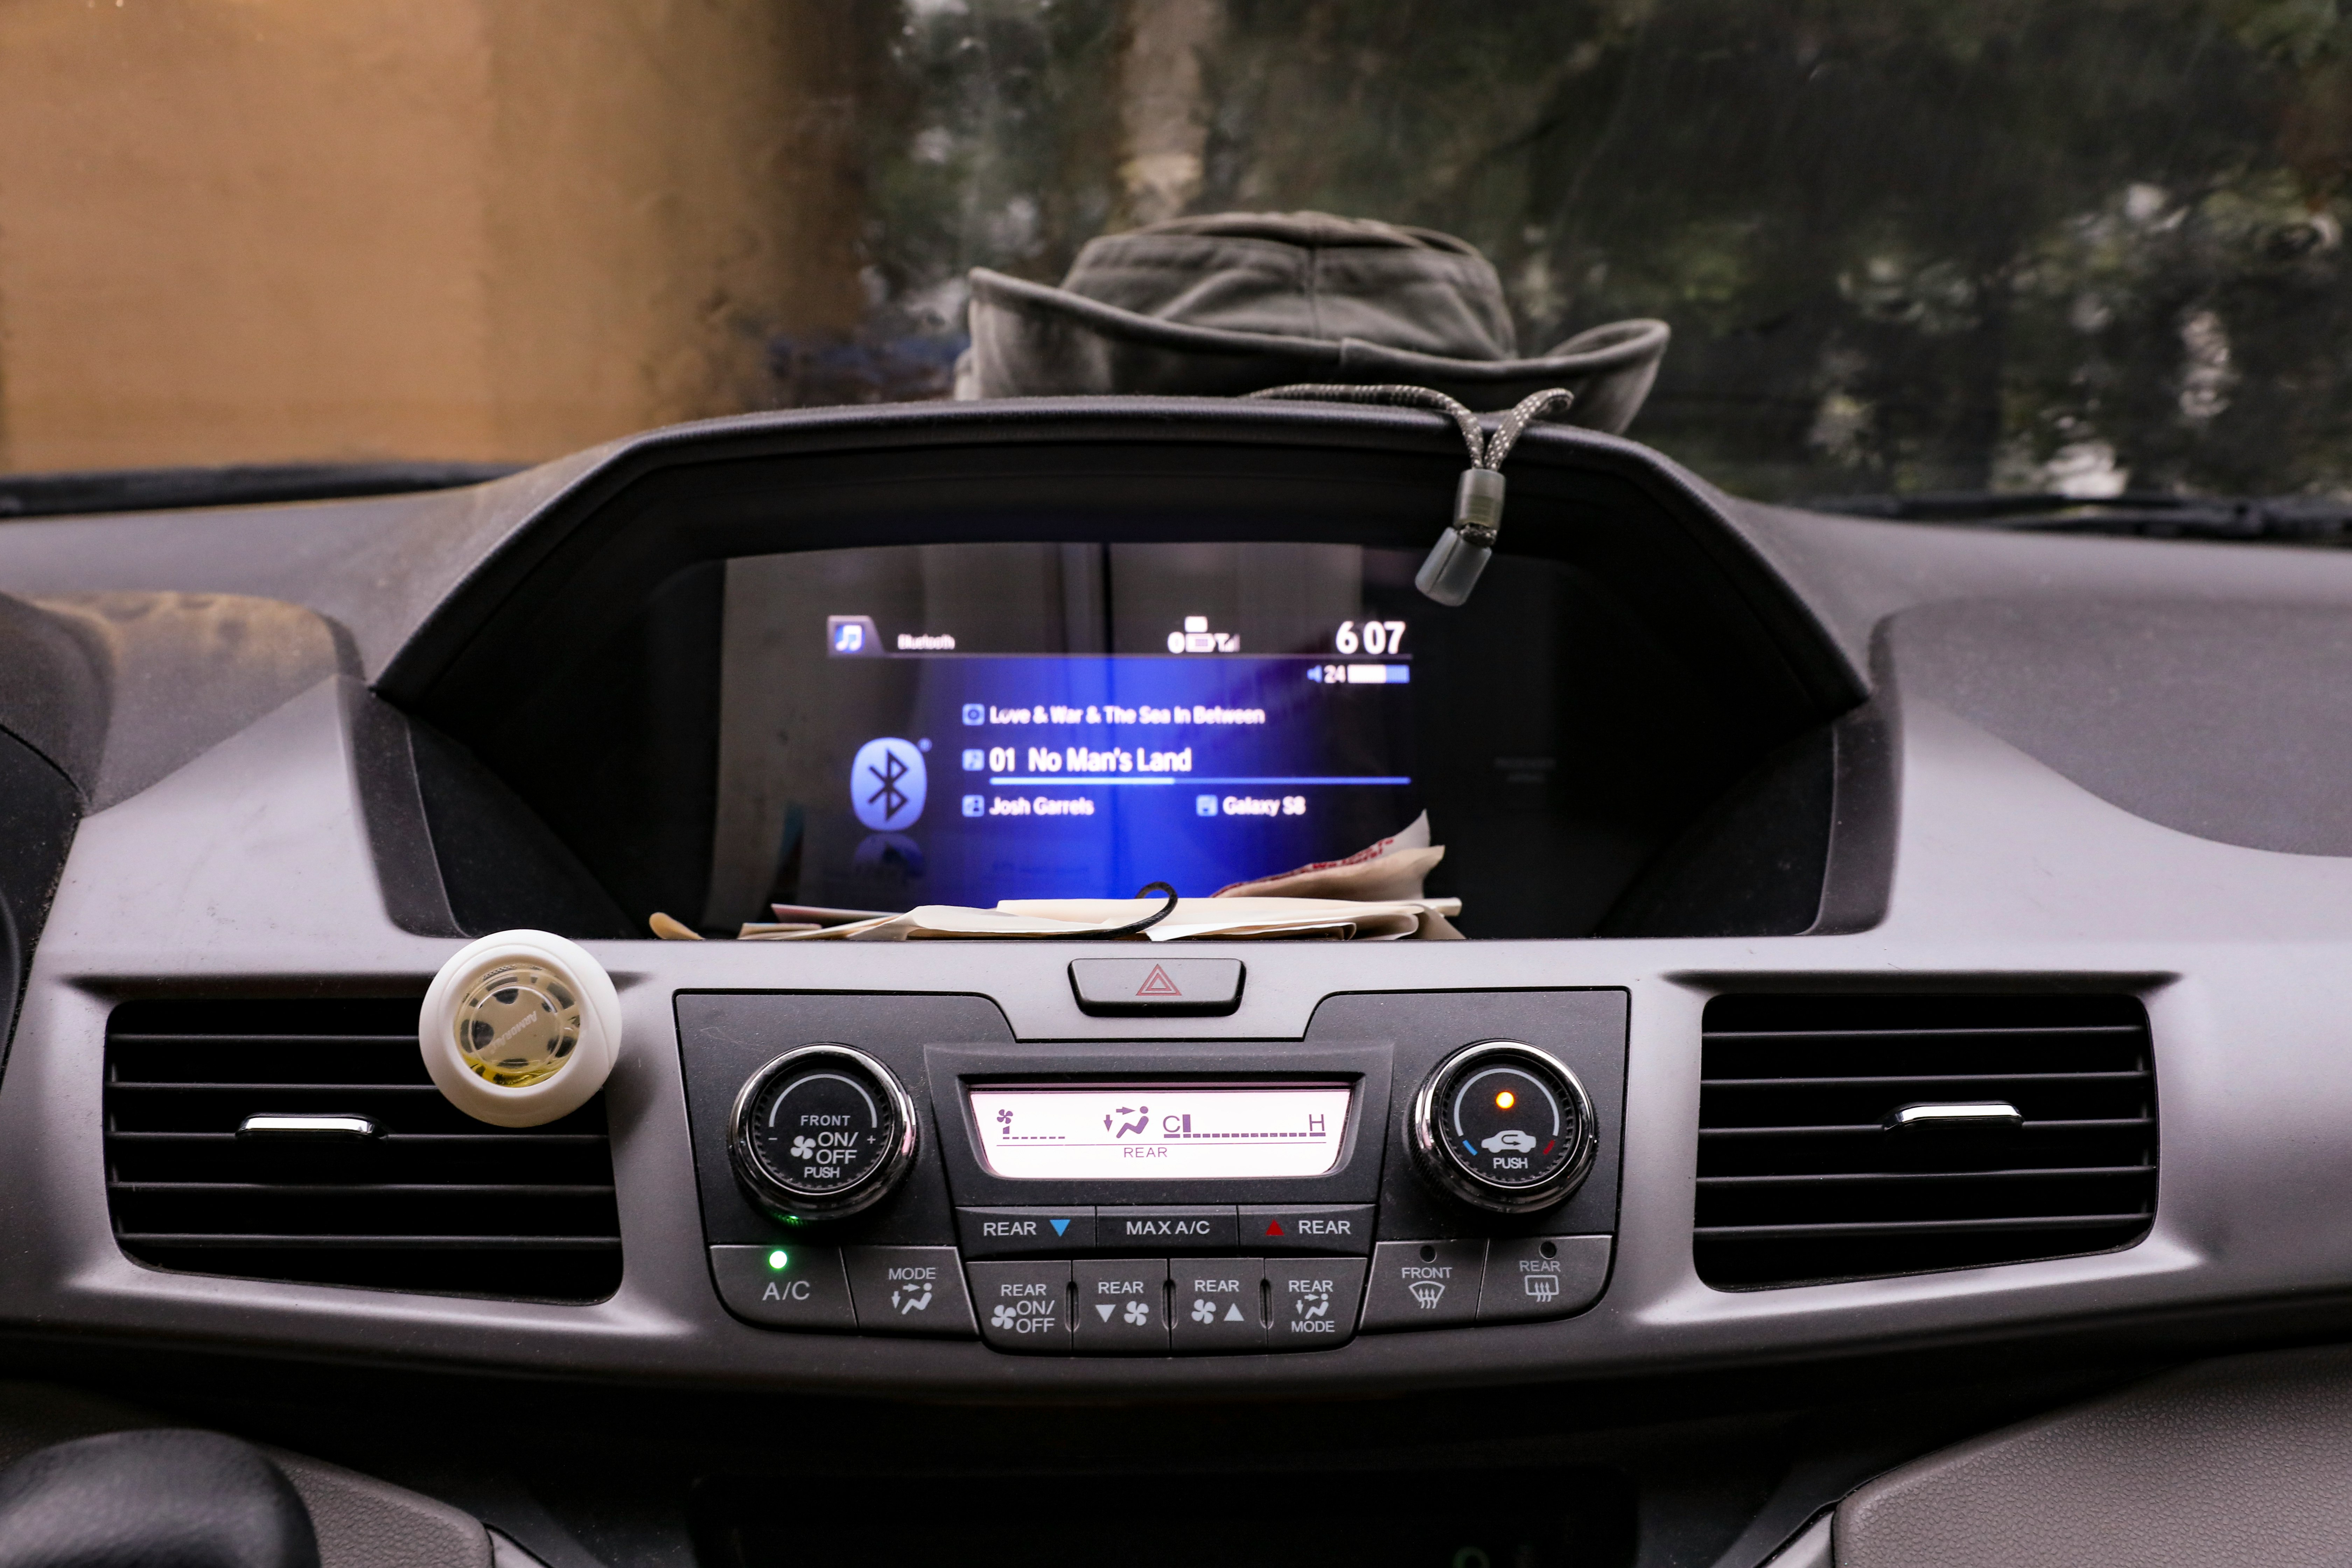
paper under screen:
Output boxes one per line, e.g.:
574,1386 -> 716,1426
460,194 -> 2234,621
969,1084 -> 1354,1180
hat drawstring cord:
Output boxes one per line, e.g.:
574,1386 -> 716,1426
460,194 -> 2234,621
1242,383 -> 1574,605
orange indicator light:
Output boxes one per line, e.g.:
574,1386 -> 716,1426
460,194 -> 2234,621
1495,1090 -> 1516,1110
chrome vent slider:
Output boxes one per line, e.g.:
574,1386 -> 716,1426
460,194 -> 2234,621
1885,1101 -> 2024,1131
236,1113 -> 382,1140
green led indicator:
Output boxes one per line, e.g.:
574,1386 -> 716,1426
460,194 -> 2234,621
767,1249 -> 789,1271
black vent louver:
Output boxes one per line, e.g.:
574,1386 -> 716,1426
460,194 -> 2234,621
106,998 -> 621,1302
1696,994 -> 2156,1289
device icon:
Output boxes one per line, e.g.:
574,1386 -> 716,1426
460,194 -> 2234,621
850,737 -> 927,831
1482,1129 -> 1538,1154
1196,794 -> 1218,817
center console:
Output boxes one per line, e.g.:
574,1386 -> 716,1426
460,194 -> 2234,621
678,986 -> 1626,1356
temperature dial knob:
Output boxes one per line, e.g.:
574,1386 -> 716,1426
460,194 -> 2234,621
728,1045 -> 918,1221
1410,1041 -> 1597,1213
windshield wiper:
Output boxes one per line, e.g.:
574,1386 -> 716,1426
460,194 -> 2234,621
0,460 -> 523,520
1801,490 -> 2352,544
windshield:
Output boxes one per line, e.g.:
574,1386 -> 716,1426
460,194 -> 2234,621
2,1 -> 2345,505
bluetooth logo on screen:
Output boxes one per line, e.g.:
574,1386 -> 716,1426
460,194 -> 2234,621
850,738 -> 927,831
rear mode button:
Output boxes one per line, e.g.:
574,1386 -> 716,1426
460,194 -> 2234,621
1268,1258 -> 1366,1348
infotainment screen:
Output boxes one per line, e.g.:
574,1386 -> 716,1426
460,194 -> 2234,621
968,1083 -> 1354,1180
706,541 -> 1426,922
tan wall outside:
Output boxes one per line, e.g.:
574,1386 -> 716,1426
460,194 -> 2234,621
0,0 -> 864,474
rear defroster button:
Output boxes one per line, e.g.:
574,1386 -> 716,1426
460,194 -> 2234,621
1479,1236 -> 1611,1323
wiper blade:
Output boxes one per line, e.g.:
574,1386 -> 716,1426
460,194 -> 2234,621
1801,490 -> 2352,542
0,460 -> 523,520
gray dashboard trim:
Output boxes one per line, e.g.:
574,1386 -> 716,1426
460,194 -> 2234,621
1837,1345 -> 2352,1568
0,645 -> 2339,1396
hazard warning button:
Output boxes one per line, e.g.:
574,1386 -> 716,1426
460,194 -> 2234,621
1239,1204 -> 1377,1255
1067,958 -> 1244,1016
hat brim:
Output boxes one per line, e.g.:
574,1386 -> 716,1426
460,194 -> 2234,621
962,268 -> 1669,433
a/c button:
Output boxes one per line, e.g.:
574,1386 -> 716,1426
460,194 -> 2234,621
710,1245 -> 854,1331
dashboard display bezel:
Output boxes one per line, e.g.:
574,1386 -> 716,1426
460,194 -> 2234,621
929,1042 -> 1393,1209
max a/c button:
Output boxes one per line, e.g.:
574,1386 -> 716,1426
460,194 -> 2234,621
1069,958 -> 1243,1015
1096,1205 -> 1237,1250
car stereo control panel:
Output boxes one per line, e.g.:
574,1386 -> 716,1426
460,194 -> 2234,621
676,989 -> 1626,1356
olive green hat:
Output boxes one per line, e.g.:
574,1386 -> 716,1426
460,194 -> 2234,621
958,210 -> 1668,431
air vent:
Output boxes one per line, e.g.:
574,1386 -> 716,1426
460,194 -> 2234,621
1696,994 -> 2156,1289
105,998 -> 621,1302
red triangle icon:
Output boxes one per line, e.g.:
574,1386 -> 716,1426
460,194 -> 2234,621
1264,1220 -> 1285,1237
1135,964 -> 1183,997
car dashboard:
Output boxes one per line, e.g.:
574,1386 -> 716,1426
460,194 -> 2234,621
0,397 -> 2345,1568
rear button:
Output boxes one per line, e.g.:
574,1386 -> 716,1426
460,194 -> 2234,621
969,1260 -> 1072,1351
1169,1259 -> 1266,1352
957,1206 -> 1095,1257
1240,1204 -> 1374,1254
1268,1258 -> 1366,1349
1073,1259 -> 1169,1352
1479,1236 -> 1611,1323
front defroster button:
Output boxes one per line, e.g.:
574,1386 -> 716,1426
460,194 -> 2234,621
1360,1240 -> 1487,1330
1269,1258 -> 1366,1347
